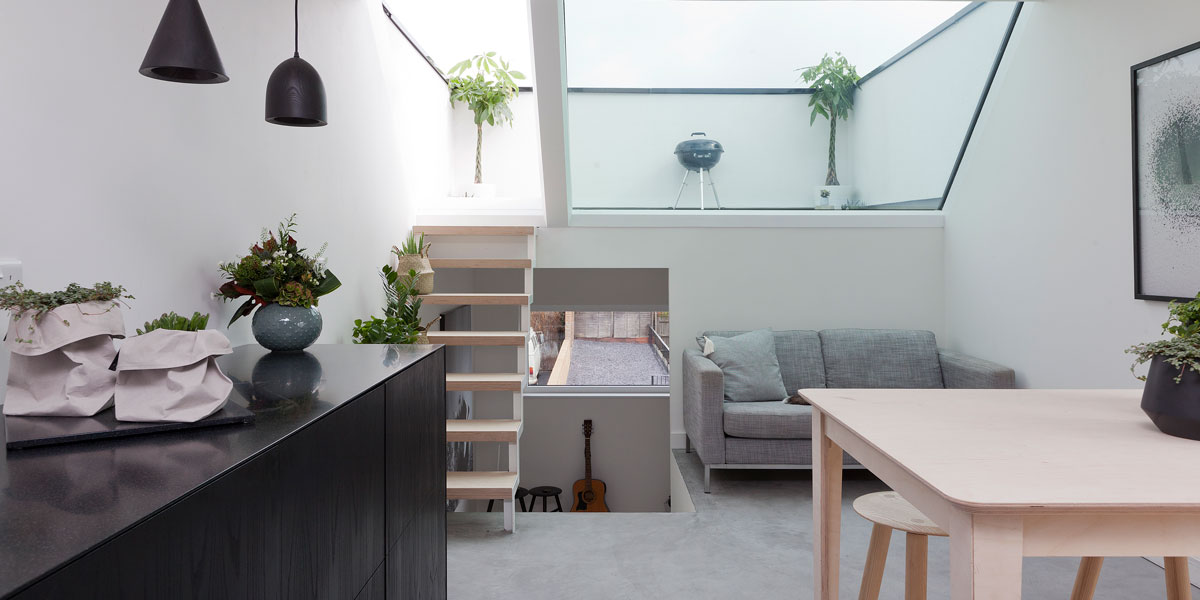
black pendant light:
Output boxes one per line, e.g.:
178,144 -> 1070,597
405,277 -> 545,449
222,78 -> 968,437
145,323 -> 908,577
139,0 -> 228,84
265,0 -> 327,127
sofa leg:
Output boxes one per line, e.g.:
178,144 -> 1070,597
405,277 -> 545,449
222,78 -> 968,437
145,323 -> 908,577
685,436 -> 692,453
704,465 -> 711,493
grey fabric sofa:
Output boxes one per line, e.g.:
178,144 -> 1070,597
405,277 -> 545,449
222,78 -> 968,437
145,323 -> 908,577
682,329 -> 1015,492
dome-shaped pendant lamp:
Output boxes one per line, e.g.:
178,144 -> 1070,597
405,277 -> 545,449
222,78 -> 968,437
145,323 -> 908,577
265,0 -> 327,127
139,0 -> 228,84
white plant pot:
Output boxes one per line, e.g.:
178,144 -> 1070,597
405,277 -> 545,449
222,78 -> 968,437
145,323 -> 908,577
814,185 -> 854,210
453,183 -> 497,199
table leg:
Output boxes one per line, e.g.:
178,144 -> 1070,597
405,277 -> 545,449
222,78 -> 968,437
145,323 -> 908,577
1165,557 -> 1191,600
813,410 -> 844,600
949,511 -> 1024,600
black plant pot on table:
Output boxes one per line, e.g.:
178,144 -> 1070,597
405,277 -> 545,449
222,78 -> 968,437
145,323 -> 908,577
1141,355 -> 1200,440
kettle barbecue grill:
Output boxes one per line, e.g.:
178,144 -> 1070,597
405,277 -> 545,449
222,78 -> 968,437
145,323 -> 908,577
672,132 -> 723,209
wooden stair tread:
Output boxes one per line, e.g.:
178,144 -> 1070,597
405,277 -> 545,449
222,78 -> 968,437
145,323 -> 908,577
446,419 -> 522,443
418,293 -> 529,306
414,225 -> 534,237
447,471 -> 519,500
446,373 -> 524,391
425,331 -> 525,346
428,258 -> 532,269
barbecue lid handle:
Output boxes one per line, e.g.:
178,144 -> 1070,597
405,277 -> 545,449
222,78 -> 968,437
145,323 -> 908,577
691,131 -> 706,137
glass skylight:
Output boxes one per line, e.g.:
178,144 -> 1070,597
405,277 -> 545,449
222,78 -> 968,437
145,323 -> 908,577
562,1 -> 1019,212
385,0 -> 534,82
564,1 -> 971,89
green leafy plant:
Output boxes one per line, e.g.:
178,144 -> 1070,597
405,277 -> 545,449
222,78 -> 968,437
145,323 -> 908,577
0,281 -> 132,321
0,281 -> 132,344
217,214 -> 341,327
352,266 -> 439,344
1127,294 -> 1200,382
395,231 -> 430,257
798,52 -> 861,186
137,311 -> 210,335
447,52 -> 525,186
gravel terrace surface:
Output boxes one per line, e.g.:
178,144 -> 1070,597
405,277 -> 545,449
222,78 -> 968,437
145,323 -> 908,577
566,340 -> 667,386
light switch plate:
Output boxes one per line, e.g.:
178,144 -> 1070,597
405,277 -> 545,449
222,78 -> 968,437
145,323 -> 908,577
0,260 -> 22,286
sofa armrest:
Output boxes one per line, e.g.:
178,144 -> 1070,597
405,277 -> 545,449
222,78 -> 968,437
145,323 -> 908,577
939,350 -> 1016,389
683,348 -> 726,465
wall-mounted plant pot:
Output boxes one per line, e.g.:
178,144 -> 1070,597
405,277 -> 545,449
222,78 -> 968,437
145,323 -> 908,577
1141,354 -> 1200,440
814,185 -> 854,210
453,183 -> 497,199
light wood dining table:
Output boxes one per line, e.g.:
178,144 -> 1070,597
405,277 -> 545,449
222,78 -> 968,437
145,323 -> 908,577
801,388 -> 1200,600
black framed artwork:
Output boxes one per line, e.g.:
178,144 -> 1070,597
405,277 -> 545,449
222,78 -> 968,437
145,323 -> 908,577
1133,41 -> 1200,301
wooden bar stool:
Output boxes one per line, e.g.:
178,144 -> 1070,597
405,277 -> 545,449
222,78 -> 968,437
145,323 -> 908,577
853,491 -> 947,600
1071,557 -> 1192,600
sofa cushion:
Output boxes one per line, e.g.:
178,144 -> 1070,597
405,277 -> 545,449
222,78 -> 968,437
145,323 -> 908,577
703,329 -> 825,394
701,329 -> 789,402
723,401 -> 813,439
819,329 -> 944,389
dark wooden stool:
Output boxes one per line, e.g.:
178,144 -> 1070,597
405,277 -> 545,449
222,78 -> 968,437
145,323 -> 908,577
529,486 -> 564,512
487,487 -> 528,513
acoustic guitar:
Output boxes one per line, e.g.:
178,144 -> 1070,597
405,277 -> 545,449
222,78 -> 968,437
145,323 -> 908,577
571,419 -> 610,512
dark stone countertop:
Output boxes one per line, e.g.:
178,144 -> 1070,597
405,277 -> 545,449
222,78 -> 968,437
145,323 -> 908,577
0,343 -> 441,599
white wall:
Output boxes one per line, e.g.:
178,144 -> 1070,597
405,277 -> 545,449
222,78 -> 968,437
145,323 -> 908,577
536,226 -> 946,445
851,3 -> 1013,207
942,0 -> 1200,387
0,0 -> 450,396
567,93 -> 850,209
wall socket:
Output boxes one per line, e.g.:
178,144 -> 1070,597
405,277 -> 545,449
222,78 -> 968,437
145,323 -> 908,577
0,260 -> 22,286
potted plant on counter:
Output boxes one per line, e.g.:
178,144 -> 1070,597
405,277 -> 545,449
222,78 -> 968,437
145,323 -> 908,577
115,311 -> 233,423
798,52 -> 860,209
217,214 -> 341,353
393,231 -> 434,294
447,52 -> 525,198
1128,294 -> 1200,439
0,281 -> 132,416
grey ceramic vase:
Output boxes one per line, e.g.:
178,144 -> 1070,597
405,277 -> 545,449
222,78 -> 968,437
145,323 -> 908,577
251,304 -> 322,352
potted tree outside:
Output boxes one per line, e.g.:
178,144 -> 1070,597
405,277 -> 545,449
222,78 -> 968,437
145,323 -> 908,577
1128,294 -> 1200,439
447,52 -> 525,198
798,52 -> 860,209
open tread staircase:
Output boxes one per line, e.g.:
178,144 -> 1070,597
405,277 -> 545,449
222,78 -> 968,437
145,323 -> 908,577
423,224 -> 536,532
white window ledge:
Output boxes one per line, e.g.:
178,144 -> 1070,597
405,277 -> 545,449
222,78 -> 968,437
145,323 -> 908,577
568,209 -> 944,228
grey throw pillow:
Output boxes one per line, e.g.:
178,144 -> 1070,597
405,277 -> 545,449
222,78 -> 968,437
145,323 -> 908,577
701,329 -> 788,402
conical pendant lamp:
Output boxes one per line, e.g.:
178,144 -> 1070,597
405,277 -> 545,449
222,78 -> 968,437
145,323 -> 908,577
265,0 -> 327,127
140,0 -> 228,84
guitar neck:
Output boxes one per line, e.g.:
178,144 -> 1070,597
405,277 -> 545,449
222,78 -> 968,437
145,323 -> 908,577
584,436 -> 592,490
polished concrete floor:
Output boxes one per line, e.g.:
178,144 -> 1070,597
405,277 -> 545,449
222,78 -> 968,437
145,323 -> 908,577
448,450 -> 1187,599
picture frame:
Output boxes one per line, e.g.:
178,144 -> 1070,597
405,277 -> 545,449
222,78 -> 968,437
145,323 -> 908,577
1132,40 -> 1200,302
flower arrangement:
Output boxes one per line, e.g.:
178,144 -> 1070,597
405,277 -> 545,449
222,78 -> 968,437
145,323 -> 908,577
217,214 -> 341,326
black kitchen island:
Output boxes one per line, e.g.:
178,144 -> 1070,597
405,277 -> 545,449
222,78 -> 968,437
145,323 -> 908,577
0,343 -> 446,600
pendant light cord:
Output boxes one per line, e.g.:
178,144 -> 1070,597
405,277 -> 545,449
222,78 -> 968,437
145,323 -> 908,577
293,0 -> 299,58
